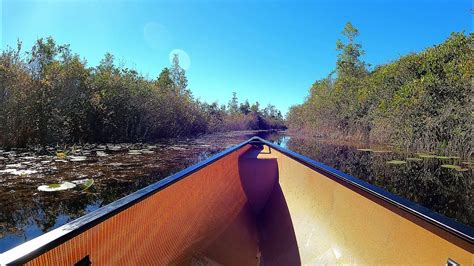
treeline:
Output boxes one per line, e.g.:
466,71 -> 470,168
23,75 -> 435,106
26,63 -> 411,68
0,37 -> 285,147
204,92 -> 285,132
287,22 -> 472,156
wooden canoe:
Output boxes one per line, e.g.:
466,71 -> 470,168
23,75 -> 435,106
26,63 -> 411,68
0,137 -> 472,265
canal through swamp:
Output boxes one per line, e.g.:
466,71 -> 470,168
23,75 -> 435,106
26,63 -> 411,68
0,131 -> 472,252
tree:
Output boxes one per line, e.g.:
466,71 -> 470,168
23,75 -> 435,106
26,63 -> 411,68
336,22 -> 366,78
170,54 -> 188,95
156,67 -> 173,91
239,99 -> 251,115
250,101 -> 260,114
227,92 -> 239,114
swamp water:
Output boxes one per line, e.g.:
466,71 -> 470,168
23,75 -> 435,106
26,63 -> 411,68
0,131 -> 471,252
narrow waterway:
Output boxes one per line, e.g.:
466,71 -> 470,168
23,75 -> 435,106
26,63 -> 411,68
0,131 -> 472,252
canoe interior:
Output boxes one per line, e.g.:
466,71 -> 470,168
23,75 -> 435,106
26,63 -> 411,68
1,139 -> 472,265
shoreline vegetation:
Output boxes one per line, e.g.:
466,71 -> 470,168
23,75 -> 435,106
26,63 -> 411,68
0,38 -> 285,148
287,23 -> 472,157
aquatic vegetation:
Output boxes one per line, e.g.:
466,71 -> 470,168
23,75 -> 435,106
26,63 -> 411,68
0,168 -> 38,175
37,182 -> 76,192
386,160 -> 407,165
56,151 -> 67,158
96,151 -> 108,157
0,169 -> 17,174
372,150 -> 392,153
5,163 -> 22,168
13,169 -> 38,176
128,150 -> 142,155
69,156 -> 87,162
417,153 -> 436,159
406,157 -> 423,162
72,179 -> 95,191
434,156 -> 451,160
82,179 -> 94,191
440,164 -> 461,170
357,148 -> 373,152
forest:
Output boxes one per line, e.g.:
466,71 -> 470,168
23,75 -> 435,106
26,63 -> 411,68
0,37 -> 285,148
287,23 -> 472,156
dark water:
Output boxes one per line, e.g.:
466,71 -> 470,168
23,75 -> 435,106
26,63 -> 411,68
0,131 -> 472,252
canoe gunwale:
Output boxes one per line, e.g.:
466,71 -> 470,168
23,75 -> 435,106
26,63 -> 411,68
252,137 -> 474,246
0,139 -> 253,265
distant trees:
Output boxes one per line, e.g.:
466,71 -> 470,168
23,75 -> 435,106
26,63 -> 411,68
209,91 -> 285,132
0,38 -> 285,148
287,22 -> 472,155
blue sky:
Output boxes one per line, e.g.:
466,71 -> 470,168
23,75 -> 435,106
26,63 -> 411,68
2,0 -> 471,114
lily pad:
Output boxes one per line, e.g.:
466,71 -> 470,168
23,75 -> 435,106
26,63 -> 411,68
96,151 -> 108,157
82,179 -> 94,190
417,153 -> 436,158
69,156 -> 87,162
12,169 -> 38,176
0,169 -> 17,174
107,145 -> 123,151
440,164 -> 461,170
387,160 -> 407,165
5,163 -> 22,168
406,157 -> 423,162
372,150 -> 392,153
357,148 -> 373,152
38,182 -> 76,192
73,178 -> 95,190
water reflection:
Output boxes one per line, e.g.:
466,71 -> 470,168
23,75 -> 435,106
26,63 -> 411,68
0,131 -> 283,252
285,137 -> 473,228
